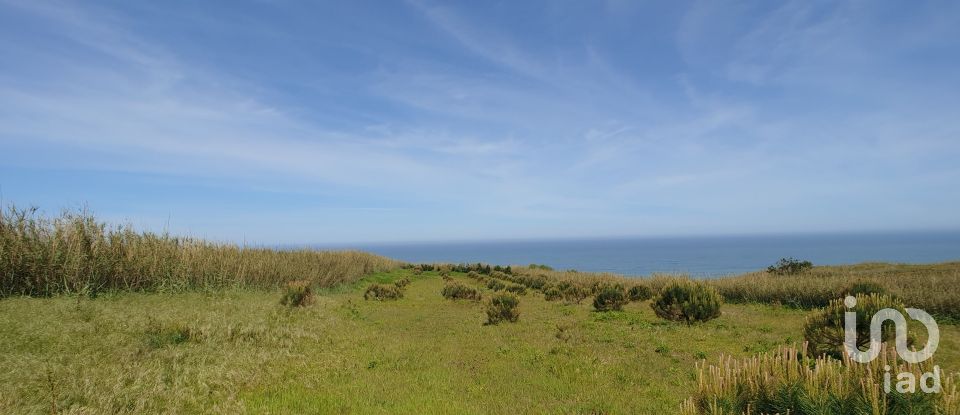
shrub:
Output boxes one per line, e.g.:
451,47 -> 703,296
841,280 -> 887,297
543,286 -> 563,301
528,263 -> 554,271
364,283 -> 403,301
627,284 -> 653,302
393,277 -> 410,289
441,283 -> 481,301
528,276 -> 547,289
280,280 -> 314,307
804,294 -> 912,360
561,284 -> 590,304
593,285 -> 628,312
486,279 -> 506,291
680,345 -> 956,415
766,257 -> 813,275
485,294 -> 520,324
651,281 -> 722,323
505,284 -> 527,295
412,266 -> 423,275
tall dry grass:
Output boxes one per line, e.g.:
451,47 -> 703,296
0,205 -> 401,296
709,262 -> 960,320
681,344 -> 959,414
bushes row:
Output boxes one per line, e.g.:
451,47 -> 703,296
404,262 -> 513,276
483,278 -> 526,295
495,264 -> 722,323
443,274 -> 520,324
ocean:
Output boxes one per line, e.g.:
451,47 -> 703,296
342,231 -> 960,278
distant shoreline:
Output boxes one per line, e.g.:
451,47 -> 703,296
317,231 -> 960,278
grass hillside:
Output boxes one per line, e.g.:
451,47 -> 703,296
2,269 -> 959,414
3,208 -> 960,413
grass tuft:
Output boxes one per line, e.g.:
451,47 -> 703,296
279,280 -> 314,307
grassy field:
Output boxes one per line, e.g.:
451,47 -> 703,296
2,269 -> 960,414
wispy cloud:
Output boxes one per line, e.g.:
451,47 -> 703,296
1,0 -> 958,242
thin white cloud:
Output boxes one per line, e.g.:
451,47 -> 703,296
1,0 -> 958,242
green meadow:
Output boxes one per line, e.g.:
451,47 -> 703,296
1,268 -> 959,414
3,208 -> 960,414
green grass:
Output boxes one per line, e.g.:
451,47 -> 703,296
2,269 -> 958,414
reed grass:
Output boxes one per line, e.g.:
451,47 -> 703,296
681,344 -> 960,414
709,262 -> 960,320
0,205 -> 400,296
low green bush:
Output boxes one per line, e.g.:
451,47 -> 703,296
511,275 -> 547,289
364,283 -> 403,301
651,281 -> 722,323
593,285 -> 628,312
543,286 -> 563,301
766,257 -> 813,275
441,283 -> 481,301
394,277 -> 410,289
804,293 -> 912,360
528,263 -> 553,271
627,284 -> 653,302
505,284 -> 527,295
486,279 -> 506,291
561,284 -> 589,304
485,294 -> 520,324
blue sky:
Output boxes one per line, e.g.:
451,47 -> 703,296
1,1 -> 959,244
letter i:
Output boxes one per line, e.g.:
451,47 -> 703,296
884,365 -> 892,393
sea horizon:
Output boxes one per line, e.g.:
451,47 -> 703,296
307,230 -> 960,278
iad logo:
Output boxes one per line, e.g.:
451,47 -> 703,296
843,295 -> 941,393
